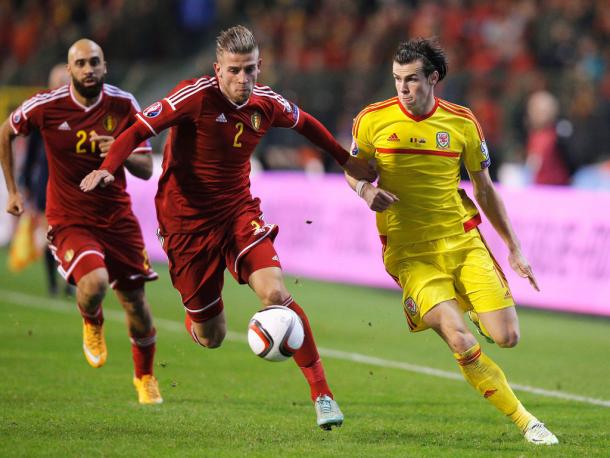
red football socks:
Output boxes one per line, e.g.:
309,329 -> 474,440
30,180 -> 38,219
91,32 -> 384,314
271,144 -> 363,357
77,302 -> 104,325
286,299 -> 333,400
130,327 -> 157,378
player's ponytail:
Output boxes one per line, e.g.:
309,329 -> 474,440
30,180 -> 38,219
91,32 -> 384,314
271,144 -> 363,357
393,38 -> 447,82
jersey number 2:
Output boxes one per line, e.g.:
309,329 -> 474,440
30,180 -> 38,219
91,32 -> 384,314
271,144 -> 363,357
233,122 -> 244,148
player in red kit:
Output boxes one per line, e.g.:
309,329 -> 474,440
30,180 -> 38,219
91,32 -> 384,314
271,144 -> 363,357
0,39 -> 163,404
81,26 -> 375,429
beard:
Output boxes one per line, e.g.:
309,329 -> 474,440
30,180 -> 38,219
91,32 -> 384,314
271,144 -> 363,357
72,75 -> 104,99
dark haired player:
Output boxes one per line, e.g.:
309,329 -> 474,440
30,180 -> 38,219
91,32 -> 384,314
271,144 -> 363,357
346,38 -> 558,445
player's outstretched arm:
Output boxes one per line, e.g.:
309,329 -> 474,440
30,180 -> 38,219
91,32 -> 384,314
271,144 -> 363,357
345,172 -> 399,212
0,119 -> 24,216
469,168 -> 540,291
80,121 -> 152,191
295,111 -> 376,181
93,134 -> 153,180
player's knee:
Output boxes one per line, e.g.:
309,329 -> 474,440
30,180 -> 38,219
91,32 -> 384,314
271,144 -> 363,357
446,329 -> 478,353
258,286 -> 289,307
495,330 -> 520,348
78,271 -> 109,305
196,329 -> 226,349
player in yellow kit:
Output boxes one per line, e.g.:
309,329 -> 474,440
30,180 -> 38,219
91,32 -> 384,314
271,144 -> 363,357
346,38 -> 558,445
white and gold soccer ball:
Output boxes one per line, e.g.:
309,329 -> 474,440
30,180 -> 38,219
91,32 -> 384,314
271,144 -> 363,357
248,306 -> 304,362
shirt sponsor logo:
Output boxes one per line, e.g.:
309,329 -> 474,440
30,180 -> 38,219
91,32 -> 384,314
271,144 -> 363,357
251,111 -> 261,131
215,113 -> 227,123
404,296 -> 418,316
436,131 -> 450,149
103,114 -> 116,132
350,137 -> 359,156
11,109 -> 22,124
143,101 -> 163,118
58,121 -> 71,131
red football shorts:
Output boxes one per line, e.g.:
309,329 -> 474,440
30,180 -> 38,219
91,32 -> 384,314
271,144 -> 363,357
159,211 -> 281,322
47,214 -> 158,290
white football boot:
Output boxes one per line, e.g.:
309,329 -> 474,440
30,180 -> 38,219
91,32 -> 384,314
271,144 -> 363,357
314,394 -> 344,430
523,419 -> 559,445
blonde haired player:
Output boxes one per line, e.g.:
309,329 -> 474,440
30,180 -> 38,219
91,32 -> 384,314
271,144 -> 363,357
346,38 -> 558,445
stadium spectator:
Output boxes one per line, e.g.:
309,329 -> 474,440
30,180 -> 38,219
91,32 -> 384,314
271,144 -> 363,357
525,90 -> 571,185
0,39 -> 163,405
346,38 -> 558,445
80,25 -> 375,430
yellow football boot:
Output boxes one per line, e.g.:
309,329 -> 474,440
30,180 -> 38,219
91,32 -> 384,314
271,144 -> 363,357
133,375 -> 163,404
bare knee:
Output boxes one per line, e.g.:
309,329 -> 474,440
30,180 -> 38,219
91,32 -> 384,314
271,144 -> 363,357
445,329 -> 478,353
258,285 -> 289,307
77,269 -> 109,306
192,315 -> 226,349
495,330 -> 520,348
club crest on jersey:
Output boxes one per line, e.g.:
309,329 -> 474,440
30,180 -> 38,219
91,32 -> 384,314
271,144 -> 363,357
64,249 -> 74,263
404,297 -> 418,316
436,131 -> 450,149
143,101 -> 163,118
103,115 -> 116,132
251,111 -> 261,131
11,109 -> 22,125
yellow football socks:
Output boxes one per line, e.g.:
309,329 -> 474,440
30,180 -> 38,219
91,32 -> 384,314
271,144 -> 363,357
454,343 -> 534,430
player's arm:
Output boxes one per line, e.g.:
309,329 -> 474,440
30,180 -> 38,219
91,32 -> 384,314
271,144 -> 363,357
294,111 -> 376,181
91,133 -> 153,180
80,121 -> 153,190
0,119 -> 25,215
345,170 -> 398,212
468,168 -> 539,291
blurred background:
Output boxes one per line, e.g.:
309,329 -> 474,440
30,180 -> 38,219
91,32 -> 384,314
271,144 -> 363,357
2,0 -> 610,185
1,0 -> 609,314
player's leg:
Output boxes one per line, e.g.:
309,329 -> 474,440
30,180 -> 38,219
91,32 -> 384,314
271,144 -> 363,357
247,263 -> 343,430
47,224 -> 110,368
476,306 -> 520,348
76,267 -> 109,368
115,286 -> 162,404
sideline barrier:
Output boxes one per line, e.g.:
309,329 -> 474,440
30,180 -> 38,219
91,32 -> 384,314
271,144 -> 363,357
128,171 -> 610,317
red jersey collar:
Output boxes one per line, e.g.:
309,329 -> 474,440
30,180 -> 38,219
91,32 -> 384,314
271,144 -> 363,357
398,96 -> 439,122
69,84 -> 104,112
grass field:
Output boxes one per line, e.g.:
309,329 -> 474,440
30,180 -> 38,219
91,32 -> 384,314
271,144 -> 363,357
1,248 -> 609,457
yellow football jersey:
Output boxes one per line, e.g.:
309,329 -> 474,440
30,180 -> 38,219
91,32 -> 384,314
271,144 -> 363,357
351,97 -> 489,245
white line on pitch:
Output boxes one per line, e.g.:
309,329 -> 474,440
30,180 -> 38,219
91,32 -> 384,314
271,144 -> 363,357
3,288 -> 609,409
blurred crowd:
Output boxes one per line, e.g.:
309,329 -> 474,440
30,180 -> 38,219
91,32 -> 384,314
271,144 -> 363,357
2,0 -> 610,187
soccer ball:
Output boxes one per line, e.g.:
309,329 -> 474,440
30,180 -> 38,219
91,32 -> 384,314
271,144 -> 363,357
248,306 -> 304,362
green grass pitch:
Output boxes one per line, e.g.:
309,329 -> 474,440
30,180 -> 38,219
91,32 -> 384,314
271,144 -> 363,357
1,248 -> 609,457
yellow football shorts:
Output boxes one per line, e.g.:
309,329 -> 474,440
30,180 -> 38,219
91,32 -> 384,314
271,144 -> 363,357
383,229 -> 514,332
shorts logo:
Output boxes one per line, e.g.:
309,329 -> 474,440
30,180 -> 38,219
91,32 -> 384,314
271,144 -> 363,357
251,111 -> 261,131
143,101 -> 163,118
64,249 -> 74,263
272,255 -> 279,261
103,115 -> 116,132
436,131 -> 450,149
350,137 -> 359,156
251,220 -> 266,236
11,109 -> 22,125
404,296 -> 418,316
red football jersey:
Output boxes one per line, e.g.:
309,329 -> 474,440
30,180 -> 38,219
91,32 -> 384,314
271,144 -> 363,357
135,76 -> 303,233
10,84 -> 151,227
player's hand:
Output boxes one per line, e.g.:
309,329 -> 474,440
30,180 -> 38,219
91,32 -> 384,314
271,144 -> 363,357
361,183 -> 399,212
508,248 -> 540,291
6,191 -> 24,216
79,169 -> 115,192
342,156 -> 377,182
90,134 -> 115,157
